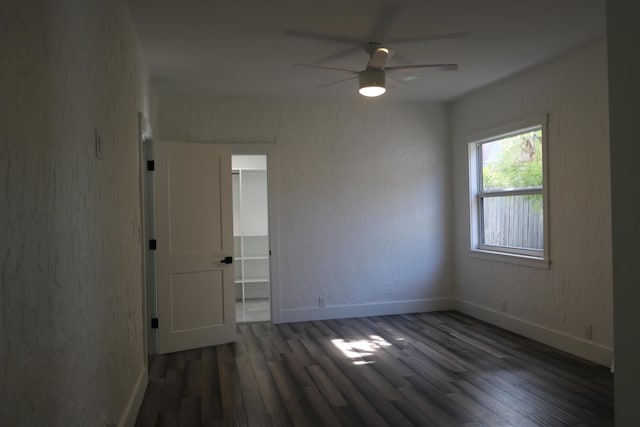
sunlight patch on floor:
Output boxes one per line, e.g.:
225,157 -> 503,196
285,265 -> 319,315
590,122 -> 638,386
331,335 -> 392,364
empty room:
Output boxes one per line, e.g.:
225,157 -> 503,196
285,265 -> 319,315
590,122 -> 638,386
3,0 -> 639,426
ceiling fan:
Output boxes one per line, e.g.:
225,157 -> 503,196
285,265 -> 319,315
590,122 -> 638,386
286,4 -> 466,97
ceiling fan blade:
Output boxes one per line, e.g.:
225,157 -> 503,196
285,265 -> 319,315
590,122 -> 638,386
386,73 -> 409,86
368,4 -> 402,41
313,45 -> 363,64
387,50 -> 411,65
316,76 -> 359,88
367,47 -> 390,69
285,29 -> 361,45
294,63 -> 359,74
386,31 -> 469,44
386,63 -> 458,72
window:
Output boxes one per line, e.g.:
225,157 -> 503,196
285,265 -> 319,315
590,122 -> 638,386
469,117 -> 548,264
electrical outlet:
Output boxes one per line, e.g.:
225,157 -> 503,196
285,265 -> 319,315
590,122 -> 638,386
500,300 -> 507,312
319,296 -> 326,308
584,324 -> 593,340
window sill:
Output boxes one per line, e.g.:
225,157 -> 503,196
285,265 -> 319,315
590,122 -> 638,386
469,249 -> 550,269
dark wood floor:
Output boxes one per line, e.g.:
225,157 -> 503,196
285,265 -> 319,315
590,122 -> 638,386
135,311 -> 613,426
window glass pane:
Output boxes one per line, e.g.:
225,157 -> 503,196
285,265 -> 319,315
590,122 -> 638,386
482,194 -> 543,250
481,129 -> 542,192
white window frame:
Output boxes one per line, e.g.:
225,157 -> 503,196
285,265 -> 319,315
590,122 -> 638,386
468,115 -> 550,268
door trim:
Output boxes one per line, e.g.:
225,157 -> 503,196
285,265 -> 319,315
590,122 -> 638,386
137,112 -> 152,359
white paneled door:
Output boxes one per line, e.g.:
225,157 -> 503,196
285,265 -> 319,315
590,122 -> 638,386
153,140 -> 235,354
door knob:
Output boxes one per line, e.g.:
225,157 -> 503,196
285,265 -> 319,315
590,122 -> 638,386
220,256 -> 233,264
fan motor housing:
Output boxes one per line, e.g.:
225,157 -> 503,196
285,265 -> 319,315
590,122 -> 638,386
359,69 -> 385,90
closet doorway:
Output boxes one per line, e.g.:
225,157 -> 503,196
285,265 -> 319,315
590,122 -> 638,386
232,155 -> 271,323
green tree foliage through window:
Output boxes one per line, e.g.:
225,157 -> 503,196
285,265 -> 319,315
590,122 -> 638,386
481,129 -> 543,192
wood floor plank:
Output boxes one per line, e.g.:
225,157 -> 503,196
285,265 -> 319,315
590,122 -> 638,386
149,354 -> 170,379
397,384 -> 461,426
134,380 -> 163,427
447,392 -> 512,426
306,364 -> 349,407
456,370 -> 557,423
217,346 -> 242,422
178,397 -> 201,427
200,347 -> 223,422
297,331 -> 328,361
237,390 -> 269,427
280,351 -> 315,387
266,360 -> 315,426
276,323 -> 298,340
404,374 -> 477,424
160,369 -> 185,413
445,313 -> 613,397
235,355 -> 260,393
157,411 -> 179,427
249,357 -> 289,421
301,385 -> 343,426
355,363 -> 404,401
484,370 -> 581,425
333,405 -> 368,427
400,347 -> 460,393
183,359 -> 202,398
269,326 -> 293,354
453,379 -> 540,427
285,337 -> 317,368
310,319 -> 340,339
136,311 -> 613,426
370,347 -> 415,379
312,354 -> 389,427
384,315 -> 470,373
346,381 -> 413,427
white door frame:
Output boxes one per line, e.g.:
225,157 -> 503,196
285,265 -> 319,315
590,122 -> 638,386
137,112 -> 152,361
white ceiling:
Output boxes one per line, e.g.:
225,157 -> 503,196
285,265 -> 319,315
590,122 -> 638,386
127,0 -> 606,102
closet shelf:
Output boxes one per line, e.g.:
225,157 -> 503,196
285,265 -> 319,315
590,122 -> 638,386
235,278 -> 269,284
235,256 -> 269,261
233,167 -> 270,304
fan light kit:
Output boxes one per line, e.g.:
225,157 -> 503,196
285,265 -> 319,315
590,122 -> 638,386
359,69 -> 386,97
286,5 -> 465,97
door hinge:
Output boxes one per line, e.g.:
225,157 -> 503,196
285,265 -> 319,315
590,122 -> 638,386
149,239 -> 157,250
147,160 -> 155,171
151,318 -> 159,329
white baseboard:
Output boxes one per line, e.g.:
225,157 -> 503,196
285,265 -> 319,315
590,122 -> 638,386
456,299 -> 613,367
118,366 -> 148,427
278,297 -> 455,324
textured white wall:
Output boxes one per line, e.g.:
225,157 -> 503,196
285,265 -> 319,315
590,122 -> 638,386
158,97 -> 453,316
451,40 -> 613,361
1,1 -> 151,425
